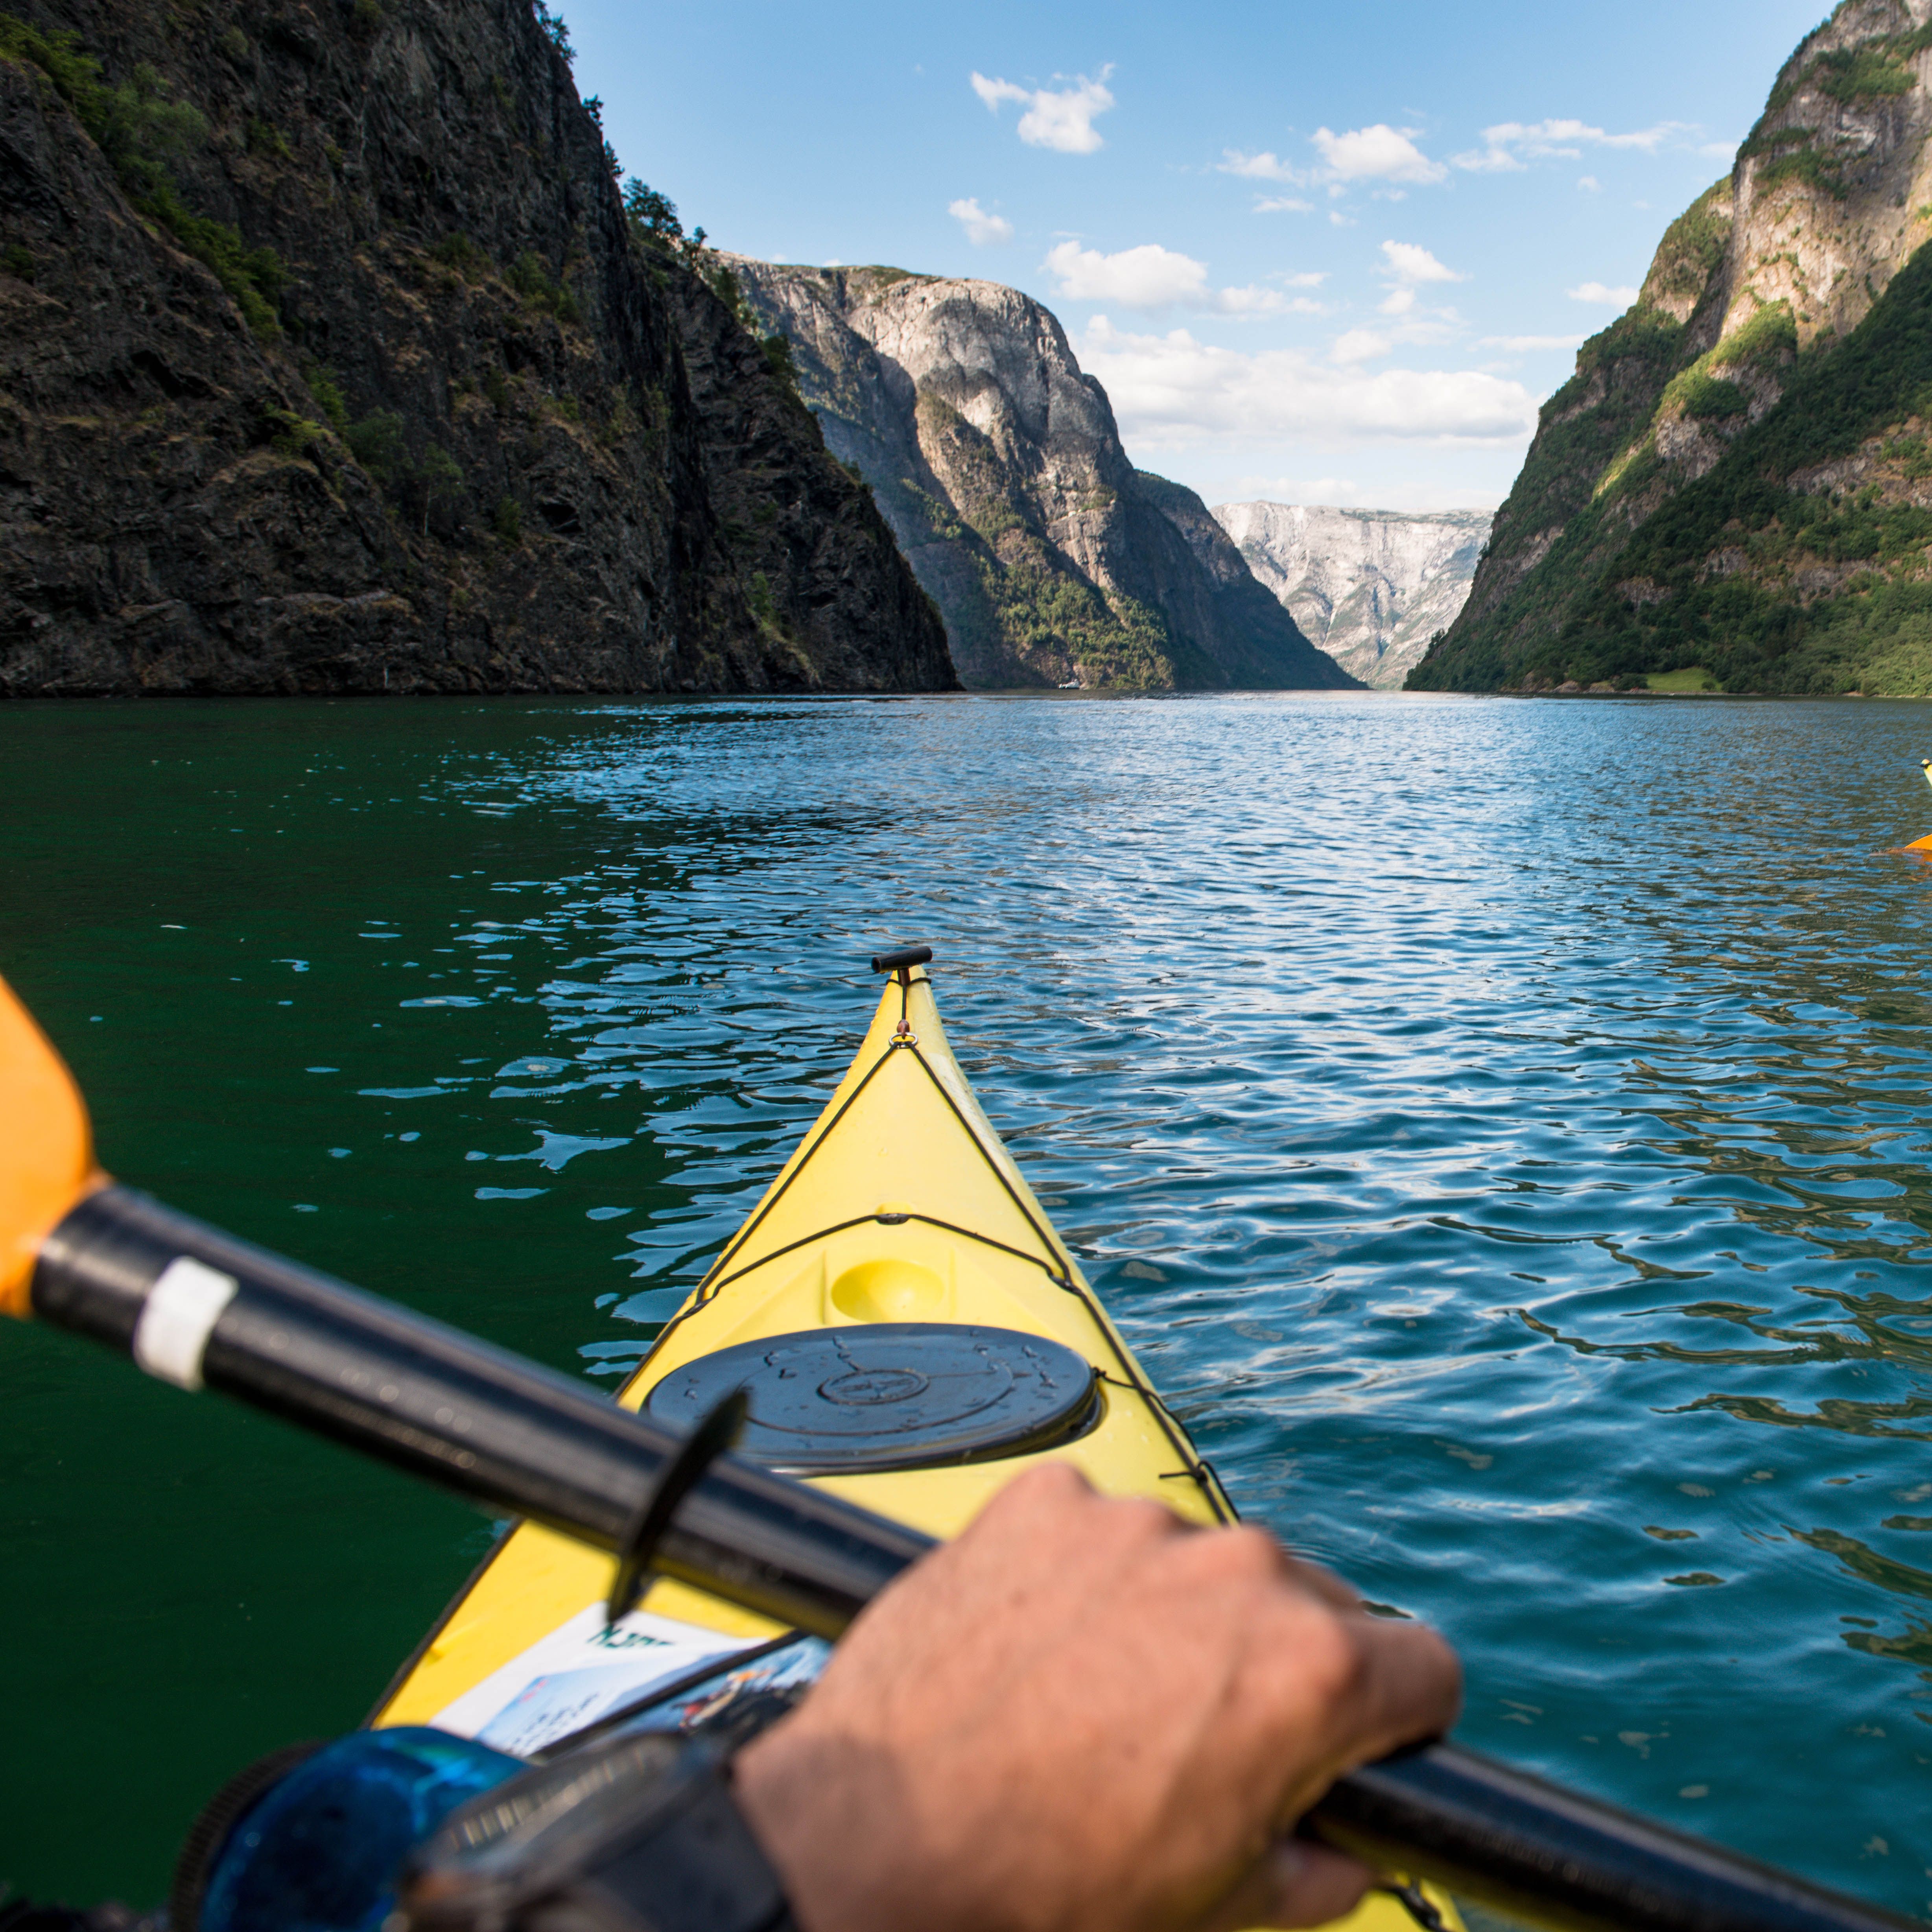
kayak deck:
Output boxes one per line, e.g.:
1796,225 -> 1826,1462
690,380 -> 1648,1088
375,967 -> 1230,1723
372,967 -> 1456,1932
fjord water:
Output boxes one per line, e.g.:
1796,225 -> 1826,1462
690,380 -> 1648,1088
7,692 -> 1932,1912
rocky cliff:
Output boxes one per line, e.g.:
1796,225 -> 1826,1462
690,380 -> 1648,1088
1212,502 -> 1490,689
727,260 -> 1353,691
1412,0 -> 1932,695
0,0 -> 951,695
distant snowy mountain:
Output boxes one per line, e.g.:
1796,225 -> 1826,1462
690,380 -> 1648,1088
1213,503 -> 1491,690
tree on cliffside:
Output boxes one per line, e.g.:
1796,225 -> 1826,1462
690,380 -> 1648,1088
623,179 -> 683,245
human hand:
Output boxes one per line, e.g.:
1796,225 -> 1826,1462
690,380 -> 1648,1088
734,1461 -> 1461,1932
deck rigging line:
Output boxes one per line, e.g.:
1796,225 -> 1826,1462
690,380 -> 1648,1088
629,989 -> 1231,1522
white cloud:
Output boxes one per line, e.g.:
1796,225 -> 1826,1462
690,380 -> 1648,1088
948,197 -> 1013,245
1452,145 -> 1526,175
1344,308 -> 1458,357
1224,127 -> 1447,201
1453,118 -> 1690,172
1219,151 -> 1319,213
1381,240 -> 1465,285
1478,333 -> 1586,351
1222,284 -> 1322,315
1076,315 -> 1541,447
1044,240 -> 1208,306
1042,241 -> 1307,315
1311,124 -> 1447,185
1220,148 -> 1301,183
971,68 -> 1114,153
1279,271 -> 1327,288
1221,473 -> 1366,505
1215,473 -> 1502,512
1568,280 -> 1639,304
1332,328 -> 1393,363
1366,242 -> 1464,338
1578,175 -> 1601,192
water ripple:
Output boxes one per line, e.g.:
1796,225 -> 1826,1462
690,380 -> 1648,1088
13,692 -> 1932,1908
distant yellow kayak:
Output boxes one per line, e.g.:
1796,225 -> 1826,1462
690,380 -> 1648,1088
372,962 -> 1455,1932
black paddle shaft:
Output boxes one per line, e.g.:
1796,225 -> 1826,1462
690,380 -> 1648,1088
35,1187 -> 924,1632
29,1185 -> 1918,1932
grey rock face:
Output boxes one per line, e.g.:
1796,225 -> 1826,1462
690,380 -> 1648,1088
729,260 -> 1352,691
0,0 -> 950,697
1211,503 -> 1491,689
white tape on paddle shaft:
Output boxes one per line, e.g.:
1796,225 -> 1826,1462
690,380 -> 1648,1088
132,1256 -> 239,1390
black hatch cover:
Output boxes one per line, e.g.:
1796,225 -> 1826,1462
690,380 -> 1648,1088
644,1323 -> 1100,1474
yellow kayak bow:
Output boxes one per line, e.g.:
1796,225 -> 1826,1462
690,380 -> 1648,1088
374,959 -> 1233,1710
368,960 -> 1449,1932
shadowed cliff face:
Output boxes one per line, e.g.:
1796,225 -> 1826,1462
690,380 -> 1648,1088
0,0 -> 953,696
729,259 -> 1353,692
1412,0 -> 1932,696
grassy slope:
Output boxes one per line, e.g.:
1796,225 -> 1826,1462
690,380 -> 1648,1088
908,392 -> 1181,688
772,278 -> 1183,689
1557,242 -> 1932,693
1421,242 -> 1932,694
1407,186 -> 1732,691
1410,6 -> 1932,696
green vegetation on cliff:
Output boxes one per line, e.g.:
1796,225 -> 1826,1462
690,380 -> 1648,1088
1559,243 -> 1932,693
1416,243 -> 1932,694
1742,25 -> 1932,198
729,259 -> 1345,690
1412,0 -> 1932,696
1407,183 -> 1735,691
881,396 -> 1184,688
0,0 -> 953,696
0,14 -> 284,333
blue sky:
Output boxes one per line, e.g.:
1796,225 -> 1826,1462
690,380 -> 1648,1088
566,0 -> 1829,514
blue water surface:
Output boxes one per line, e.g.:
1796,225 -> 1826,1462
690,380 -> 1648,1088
6,689 -> 1932,1913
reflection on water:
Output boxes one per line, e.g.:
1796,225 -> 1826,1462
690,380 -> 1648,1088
8,691 -> 1932,1911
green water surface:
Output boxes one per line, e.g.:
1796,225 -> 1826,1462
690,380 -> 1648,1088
7,692 -> 1932,1917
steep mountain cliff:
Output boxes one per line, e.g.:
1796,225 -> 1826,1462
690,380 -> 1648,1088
728,259 -> 1353,691
0,0 -> 951,696
1213,502 -> 1490,689
1413,0 -> 1932,695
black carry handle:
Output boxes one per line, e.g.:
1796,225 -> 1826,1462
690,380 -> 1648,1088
26,1184 -> 1920,1932
870,944 -> 933,974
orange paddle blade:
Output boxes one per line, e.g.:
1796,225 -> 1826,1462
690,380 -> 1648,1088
0,974 -> 102,1318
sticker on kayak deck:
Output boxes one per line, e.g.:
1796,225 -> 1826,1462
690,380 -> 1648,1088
618,1635 -> 832,1740
431,1606 -> 752,1757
